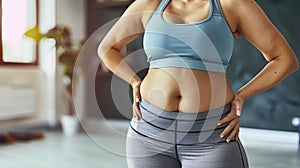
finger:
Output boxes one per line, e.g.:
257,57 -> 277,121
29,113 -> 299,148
132,87 -> 141,119
132,108 -> 139,119
132,103 -> 141,120
136,108 -> 142,119
134,91 -> 140,103
235,104 -> 242,116
226,123 -> 240,143
218,111 -> 236,126
135,96 -> 140,103
232,99 -> 243,117
220,118 -> 239,138
218,104 -> 239,125
236,110 -> 241,116
132,105 -> 137,118
218,115 -> 233,126
235,128 -> 240,141
133,86 -> 141,102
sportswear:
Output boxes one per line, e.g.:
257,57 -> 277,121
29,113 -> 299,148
143,0 -> 234,73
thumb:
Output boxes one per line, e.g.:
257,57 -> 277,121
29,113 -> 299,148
232,97 -> 243,116
234,102 -> 242,116
134,87 -> 141,103
135,94 -> 140,103
236,109 -> 241,116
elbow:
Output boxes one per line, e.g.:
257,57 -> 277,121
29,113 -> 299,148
293,55 -> 299,71
293,60 -> 299,72
97,42 -> 109,60
97,42 -> 121,62
279,55 -> 299,76
288,54 -> 299,73
270,53 -> 299,75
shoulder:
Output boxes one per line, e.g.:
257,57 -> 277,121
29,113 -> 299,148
219,0 -> 265,33
220,0 -> 262,17
126,0 -> 162,13
220,0 -> 256,9
123,0 -> 162,27
220,0 -> 265,19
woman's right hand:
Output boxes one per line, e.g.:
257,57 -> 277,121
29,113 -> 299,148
131,78 -> 142,120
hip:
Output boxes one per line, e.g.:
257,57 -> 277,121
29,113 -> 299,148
130,98 -> 231,145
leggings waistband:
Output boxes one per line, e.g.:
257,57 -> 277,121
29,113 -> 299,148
139,98 -> 231,121
130,99 -> 231,144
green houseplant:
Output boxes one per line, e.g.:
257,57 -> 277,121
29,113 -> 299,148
25,25 -> 81,135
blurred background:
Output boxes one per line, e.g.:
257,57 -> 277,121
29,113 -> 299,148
0,0 -> 299,168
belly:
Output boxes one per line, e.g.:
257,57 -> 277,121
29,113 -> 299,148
140,68 -> 234,113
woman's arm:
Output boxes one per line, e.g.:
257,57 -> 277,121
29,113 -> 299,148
233,0 -> 298,100
218,0 -> 298,142
98,0 -> 147,85
97,0 -> 159,119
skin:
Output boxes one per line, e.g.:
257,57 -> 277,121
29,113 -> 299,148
98,0 -> 299,143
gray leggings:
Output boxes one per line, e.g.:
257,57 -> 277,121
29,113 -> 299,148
126,99 -> 248,168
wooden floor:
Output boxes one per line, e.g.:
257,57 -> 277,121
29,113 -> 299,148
0,119 -> 299,168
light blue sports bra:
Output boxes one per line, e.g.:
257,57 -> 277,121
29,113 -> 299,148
143,0 -> 234,73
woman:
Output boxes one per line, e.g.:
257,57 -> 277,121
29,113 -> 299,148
98,0 -> 298,167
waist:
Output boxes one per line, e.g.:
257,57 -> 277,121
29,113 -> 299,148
130,99 -> 231,144
140,68 -> 234,112
139,98 -> 231,121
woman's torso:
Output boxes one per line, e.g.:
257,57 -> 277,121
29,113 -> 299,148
140,0 -> 236,113
140,68 -> 234,112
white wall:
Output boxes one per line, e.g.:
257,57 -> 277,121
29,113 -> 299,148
0,0 -> 56,130
0,0 -> 86,130
0,67 -> 46,129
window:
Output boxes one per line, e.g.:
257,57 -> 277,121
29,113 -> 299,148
0,0 -> 38,65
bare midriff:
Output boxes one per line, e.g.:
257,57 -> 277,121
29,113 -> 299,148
140,68 -> 234,113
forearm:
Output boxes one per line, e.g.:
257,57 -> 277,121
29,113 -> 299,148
98,47 -> 141,86
236,56 -> 298,100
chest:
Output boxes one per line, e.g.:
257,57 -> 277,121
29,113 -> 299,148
163,0 -> 211,24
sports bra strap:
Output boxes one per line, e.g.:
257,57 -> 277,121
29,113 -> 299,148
155,0 -> 169,12
213,0 -> 224,16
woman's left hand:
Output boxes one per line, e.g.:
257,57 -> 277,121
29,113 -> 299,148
218,94 -> 245,143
